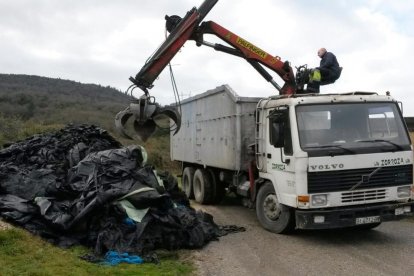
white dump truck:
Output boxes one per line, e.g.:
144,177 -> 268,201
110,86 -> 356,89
114,0 -> 414,233
171,85 -> 414,233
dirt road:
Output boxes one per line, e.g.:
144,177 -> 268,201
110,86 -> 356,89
192,200 -> 414,276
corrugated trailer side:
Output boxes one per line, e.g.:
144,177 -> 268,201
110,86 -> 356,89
171,85 -> 261,171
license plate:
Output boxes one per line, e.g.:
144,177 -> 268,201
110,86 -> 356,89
355,216 -> 381,225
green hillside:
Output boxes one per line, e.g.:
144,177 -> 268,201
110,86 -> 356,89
0,74 -> 178,172
0,74 -> 132,130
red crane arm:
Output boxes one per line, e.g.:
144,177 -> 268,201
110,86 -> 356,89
117,0 -> 302,141
131,0 -> 219,94
131,0 -> 297,95
195,21 -> 296,95
130,9 -> 200,94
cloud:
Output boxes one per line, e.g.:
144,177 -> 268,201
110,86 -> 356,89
1,0 -> 414,115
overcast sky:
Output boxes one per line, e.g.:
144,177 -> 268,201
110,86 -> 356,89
1,0 -> 414,114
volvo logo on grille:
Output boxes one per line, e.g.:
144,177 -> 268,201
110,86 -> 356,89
350,167 -> 382,190
361,175 -> 370,183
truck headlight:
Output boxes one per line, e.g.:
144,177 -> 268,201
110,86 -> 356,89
397,186 -> 411,198
311,194 -> 328,207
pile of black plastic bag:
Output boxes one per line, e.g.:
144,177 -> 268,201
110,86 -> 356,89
0,125 -> 243,262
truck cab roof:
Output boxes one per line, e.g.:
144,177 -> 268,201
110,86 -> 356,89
262,91 -> 396,108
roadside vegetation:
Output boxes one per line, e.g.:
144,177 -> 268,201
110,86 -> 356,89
0,74 -> 186,275
0,228 -> 193,275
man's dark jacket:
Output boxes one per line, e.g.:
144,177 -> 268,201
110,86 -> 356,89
319,52 -> 340,81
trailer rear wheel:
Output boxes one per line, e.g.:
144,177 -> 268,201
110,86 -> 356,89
208,169 -> 225,204
256,182 -> 294,234
182,167 -> 195,199
193,169 -> 214,204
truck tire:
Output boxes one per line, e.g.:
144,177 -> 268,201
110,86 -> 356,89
193,168 -> 214,204
182,167 -> 195,199
208,169 -> 225,204
256,182 -> 294,234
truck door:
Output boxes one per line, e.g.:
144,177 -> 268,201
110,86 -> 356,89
265,107 -> 296,204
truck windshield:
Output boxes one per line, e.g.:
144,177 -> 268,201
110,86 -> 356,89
296,102 -> 411,155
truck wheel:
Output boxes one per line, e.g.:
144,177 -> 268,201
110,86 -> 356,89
193,169 -> 214,204
256,182 -> 294,234
208,169 -> 225,204
182,167 -> 195,199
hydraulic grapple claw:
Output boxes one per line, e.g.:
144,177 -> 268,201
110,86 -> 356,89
114,108 -> 134,140
115,96 -> 181,142
133,119 -> 157,142
154,106 -> 182,135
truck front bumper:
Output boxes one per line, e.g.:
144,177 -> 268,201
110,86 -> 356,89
295,201 -> 414,230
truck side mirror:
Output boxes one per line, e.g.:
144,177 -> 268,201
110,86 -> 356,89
268,107 -> 288,148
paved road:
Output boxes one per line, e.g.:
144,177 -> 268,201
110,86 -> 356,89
192,200 -> 414,276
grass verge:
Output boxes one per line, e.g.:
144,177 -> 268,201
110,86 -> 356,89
0,227 -> 194,276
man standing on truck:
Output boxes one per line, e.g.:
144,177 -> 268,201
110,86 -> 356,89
307,48 -> 342,93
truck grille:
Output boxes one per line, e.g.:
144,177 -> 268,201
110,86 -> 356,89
341,189 -> 387,203
308,165 -> 412,193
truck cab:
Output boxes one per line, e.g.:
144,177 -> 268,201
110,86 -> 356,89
256,92 -> 413,232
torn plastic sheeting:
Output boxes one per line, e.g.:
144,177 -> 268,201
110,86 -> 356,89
0,125 -> 122,200
0,194 -> 38,224
117,200 -> 149,223
101,251 -> 144,266
116,187 -> 162,223
0,124 -> 244,258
